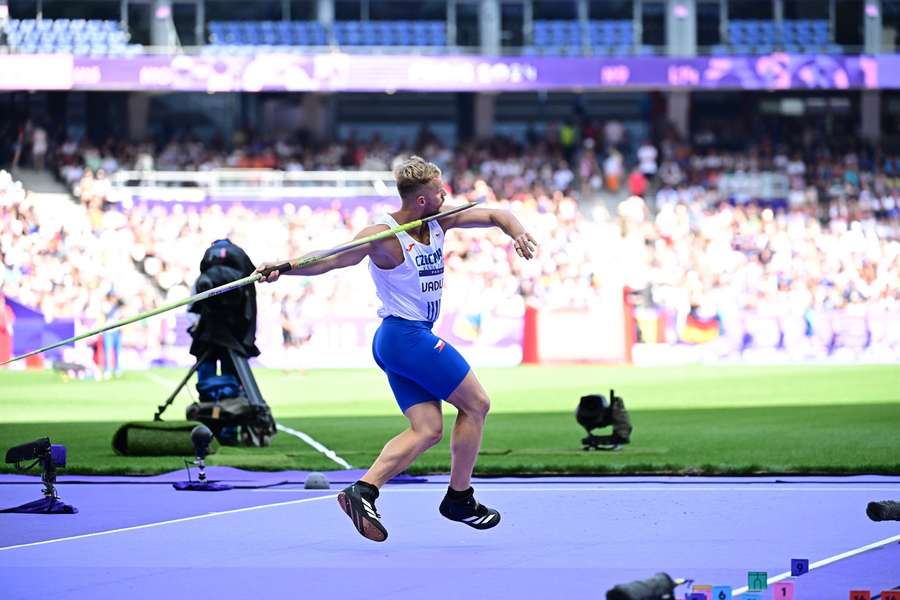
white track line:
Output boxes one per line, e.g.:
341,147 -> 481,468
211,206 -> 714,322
275,423 -> 354,469
732,533 -> 900,596
0,493 -> 336,553
144,372 -> 180,392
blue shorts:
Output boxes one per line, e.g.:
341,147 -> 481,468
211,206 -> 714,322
372,316 -> 471,413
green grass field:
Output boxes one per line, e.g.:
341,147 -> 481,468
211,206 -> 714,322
1,365 -> 898,476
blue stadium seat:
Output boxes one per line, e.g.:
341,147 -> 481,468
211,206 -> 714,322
534,19 -> 583,54
312,25 -> 327,45
334,20 -> 443,47
367,24 -> 384,46
582,20 -> 634,55
395,29 -> 412,46
780,19 -> 829,48
341,29 -> 363,45
4,18 -> 133,55
206,19 -> 427,48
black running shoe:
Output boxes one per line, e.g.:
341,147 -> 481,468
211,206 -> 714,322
439,487 -> 501,530
337,482 -> 388,542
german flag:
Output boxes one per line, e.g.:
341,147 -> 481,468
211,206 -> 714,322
681,311 -> 721,344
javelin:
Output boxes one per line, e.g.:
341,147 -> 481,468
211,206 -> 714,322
1,201 -> 480,366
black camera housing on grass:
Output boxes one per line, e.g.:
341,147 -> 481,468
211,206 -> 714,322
576,389 -> 633,451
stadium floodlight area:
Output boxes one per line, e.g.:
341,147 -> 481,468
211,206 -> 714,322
107,169 -> 398,204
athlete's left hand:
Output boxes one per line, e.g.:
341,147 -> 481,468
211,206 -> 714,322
513,233 -> 538,259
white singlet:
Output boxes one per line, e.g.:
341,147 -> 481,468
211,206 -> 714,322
368,213 -> 445,322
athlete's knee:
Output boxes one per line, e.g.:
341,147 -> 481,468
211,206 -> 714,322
465,391 -> 491,420
413,422 -> 443,447
449,373 -> 491,420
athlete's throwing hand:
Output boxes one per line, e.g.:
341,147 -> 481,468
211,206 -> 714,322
255,262 -> 288,283
512,233 -> 538,260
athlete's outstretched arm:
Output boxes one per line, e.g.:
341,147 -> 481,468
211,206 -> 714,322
256,224 -> 390,282
441,207 -> 537,259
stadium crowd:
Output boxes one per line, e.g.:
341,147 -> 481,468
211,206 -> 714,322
2,119 -> 899,369
0,109 -> 888,212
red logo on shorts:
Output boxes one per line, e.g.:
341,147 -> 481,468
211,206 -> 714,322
434,339 -> 445,352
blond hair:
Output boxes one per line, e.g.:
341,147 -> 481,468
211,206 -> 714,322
394,155 -> 441,199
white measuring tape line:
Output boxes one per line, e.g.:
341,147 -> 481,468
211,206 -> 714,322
276,422 -> 354,469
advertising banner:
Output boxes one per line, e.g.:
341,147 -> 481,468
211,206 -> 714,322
0,53 -> 886,92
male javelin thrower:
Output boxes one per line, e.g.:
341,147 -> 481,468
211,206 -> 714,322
256,156 -> 537,542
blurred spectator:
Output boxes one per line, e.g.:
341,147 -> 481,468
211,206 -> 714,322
31,123 -> 47,171
0,291 -> 13,364
102,291 -> 125,379
627,168 -> 647,198
637,139 -> 658,179
560,121 -> 577,163
604,119 -> 625,149
604,148 -> 624,192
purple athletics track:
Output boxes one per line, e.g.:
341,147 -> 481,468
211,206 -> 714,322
1,470 -> 898,600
